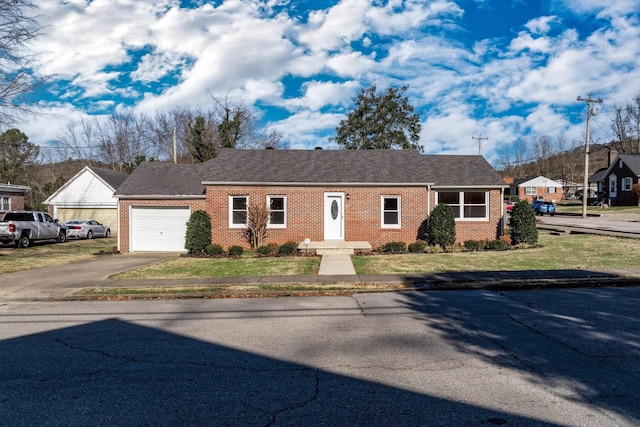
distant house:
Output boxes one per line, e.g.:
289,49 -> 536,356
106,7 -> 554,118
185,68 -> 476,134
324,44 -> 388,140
509,176 -> 564,203
45,166 -> 128,234
599,154 -> 640,206
0,184 -> 30,216
115,149 -> 509,252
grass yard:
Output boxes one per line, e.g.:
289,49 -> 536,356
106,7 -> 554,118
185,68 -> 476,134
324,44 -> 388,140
113,255 -> 320,279
555,202 -> 640,215
353,232 -> 640,274
0,238 -> 117,274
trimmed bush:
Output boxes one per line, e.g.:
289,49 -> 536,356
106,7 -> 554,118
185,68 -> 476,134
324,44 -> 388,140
279,241 -> 298,255
381,241 -> 406,253
463,239 -> 485,251
228,245 -> 244,256
185,210 -> 212,254
206,244 -> 223,256
257,245 -> 273,255
486,239 -> 508,250
408,241 -> 427,253
510,201 -> 538,245
426,204 -> 456,248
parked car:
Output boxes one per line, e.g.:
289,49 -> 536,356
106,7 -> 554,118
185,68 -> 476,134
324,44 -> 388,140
0,211 -> 67,248
531,201 -> 556,216
64,219 -> 111,239
504,200 -> 515,213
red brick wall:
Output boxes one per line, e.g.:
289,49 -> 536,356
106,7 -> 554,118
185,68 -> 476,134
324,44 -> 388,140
518,186 -> 563,203
118,199 -> 206,252
205,186 -> 504,250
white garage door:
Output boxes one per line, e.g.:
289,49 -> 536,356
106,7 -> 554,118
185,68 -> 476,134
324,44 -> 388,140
130,207 -> 190,252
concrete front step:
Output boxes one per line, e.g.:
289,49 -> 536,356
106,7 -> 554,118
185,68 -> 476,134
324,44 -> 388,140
297,240 -> 372,256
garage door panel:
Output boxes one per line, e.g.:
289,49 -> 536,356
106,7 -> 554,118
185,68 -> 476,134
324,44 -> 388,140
131,207 -> 190,252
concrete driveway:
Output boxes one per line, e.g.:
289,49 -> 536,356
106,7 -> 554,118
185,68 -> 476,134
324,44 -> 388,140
0,253 -> 177,301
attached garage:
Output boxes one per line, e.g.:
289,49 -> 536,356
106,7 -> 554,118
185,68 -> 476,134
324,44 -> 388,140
130,206 -> 191,252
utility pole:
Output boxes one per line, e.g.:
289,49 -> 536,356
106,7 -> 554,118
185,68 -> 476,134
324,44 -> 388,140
577,94 -> 603,219
472,134 -> 488,156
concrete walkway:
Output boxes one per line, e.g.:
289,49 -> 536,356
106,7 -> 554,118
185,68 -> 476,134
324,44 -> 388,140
317,254 -> 356,275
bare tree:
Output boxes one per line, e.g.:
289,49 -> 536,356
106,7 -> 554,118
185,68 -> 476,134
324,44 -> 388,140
610,94 -> 640,154
532,136 -> 553,176
0,0 -> 45,128
244,200 -> 270,249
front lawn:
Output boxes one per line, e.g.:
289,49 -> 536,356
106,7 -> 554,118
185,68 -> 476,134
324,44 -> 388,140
113,255 -> 320,279
0,238 -> 117,274
353,232 -> 640,274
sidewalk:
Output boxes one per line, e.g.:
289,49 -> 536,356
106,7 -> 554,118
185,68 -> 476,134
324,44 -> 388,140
2,252 -> 640,302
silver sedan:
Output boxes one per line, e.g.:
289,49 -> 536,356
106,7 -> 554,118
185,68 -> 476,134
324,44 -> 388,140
64,219 -> 111,239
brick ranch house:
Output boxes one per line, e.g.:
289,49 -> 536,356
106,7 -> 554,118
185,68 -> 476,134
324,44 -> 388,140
114,149 -> 508,252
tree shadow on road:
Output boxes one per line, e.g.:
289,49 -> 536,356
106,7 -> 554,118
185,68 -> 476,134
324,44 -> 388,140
1,317 -> 558,426
394,287 -> 640,424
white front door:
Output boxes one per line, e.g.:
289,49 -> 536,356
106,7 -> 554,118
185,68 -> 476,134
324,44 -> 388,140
324,193 -> 344,240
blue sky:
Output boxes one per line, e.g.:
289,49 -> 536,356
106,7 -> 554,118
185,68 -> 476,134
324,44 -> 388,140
20,0 -> 640,166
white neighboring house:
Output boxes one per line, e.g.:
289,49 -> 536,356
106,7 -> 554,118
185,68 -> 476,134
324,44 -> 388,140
45,166 -> 128,235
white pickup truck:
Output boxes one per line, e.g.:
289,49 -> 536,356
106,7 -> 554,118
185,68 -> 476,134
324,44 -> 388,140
0,211 -> 67,248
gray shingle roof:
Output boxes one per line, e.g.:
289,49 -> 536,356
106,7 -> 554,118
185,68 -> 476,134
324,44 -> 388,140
115,149 -> 506,196
115,162 -> 207,196
89,167 -> 128,190
618,154 -> 640,176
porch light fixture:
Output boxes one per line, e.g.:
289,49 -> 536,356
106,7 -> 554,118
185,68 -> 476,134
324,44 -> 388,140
346,193 -> 350,200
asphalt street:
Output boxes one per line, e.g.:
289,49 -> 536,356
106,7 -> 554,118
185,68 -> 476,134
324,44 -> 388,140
1,287 -> 639,426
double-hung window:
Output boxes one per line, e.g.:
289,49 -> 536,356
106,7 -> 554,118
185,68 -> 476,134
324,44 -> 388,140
0,196 -> 9,211
229,195 -> 248,227
267,196 -> 286,228
622,177 -> 633,191
437,191 -> 488,220
525,187 -> 536,196
381,196 -> 401,228
547,187 -> 556,194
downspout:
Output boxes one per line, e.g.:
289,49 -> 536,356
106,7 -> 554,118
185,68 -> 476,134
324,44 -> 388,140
500,187 -> 505,237
427,184 -> 432,234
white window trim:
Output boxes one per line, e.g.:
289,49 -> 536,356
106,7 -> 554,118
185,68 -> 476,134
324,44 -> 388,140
0,196 -> 9,211
381,195 -> 401,229
525,186 -> 536,196
547,187 -> 556,193
622,177 -> 633,191
229,195 -> 248,228
380,195 -> 402,229
267,195 -> 286,229
437,190 -> 489,221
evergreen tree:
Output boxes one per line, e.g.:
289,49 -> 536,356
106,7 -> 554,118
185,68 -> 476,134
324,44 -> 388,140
509,201 -> 538,245
426,204 -> 456,248
333,85 -> 422,151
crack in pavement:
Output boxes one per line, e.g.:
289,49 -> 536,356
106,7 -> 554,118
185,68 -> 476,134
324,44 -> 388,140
264,368 -> 320,427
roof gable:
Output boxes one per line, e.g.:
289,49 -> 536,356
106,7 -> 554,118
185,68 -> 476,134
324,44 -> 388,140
517,176 -> 563,188
44,166 -> 127,205
601,154 -> 640,179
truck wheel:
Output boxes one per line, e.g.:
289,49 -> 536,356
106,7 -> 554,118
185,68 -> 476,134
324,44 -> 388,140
17,235 -> 31,248
56,231 -> 67,243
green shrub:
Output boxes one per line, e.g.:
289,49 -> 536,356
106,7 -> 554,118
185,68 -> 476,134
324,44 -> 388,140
257,245 -> 273,255
510,201 -> 538,245
381,241 -> 406,253
278,241 -> 298,255
408,241 -> 427,253
184,210 -> 212,254
463,239 -> 485,251
486,239 -> 508,250
206,244 -> 223,256
228,245 -> 244,256
426,204 -> 456,248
